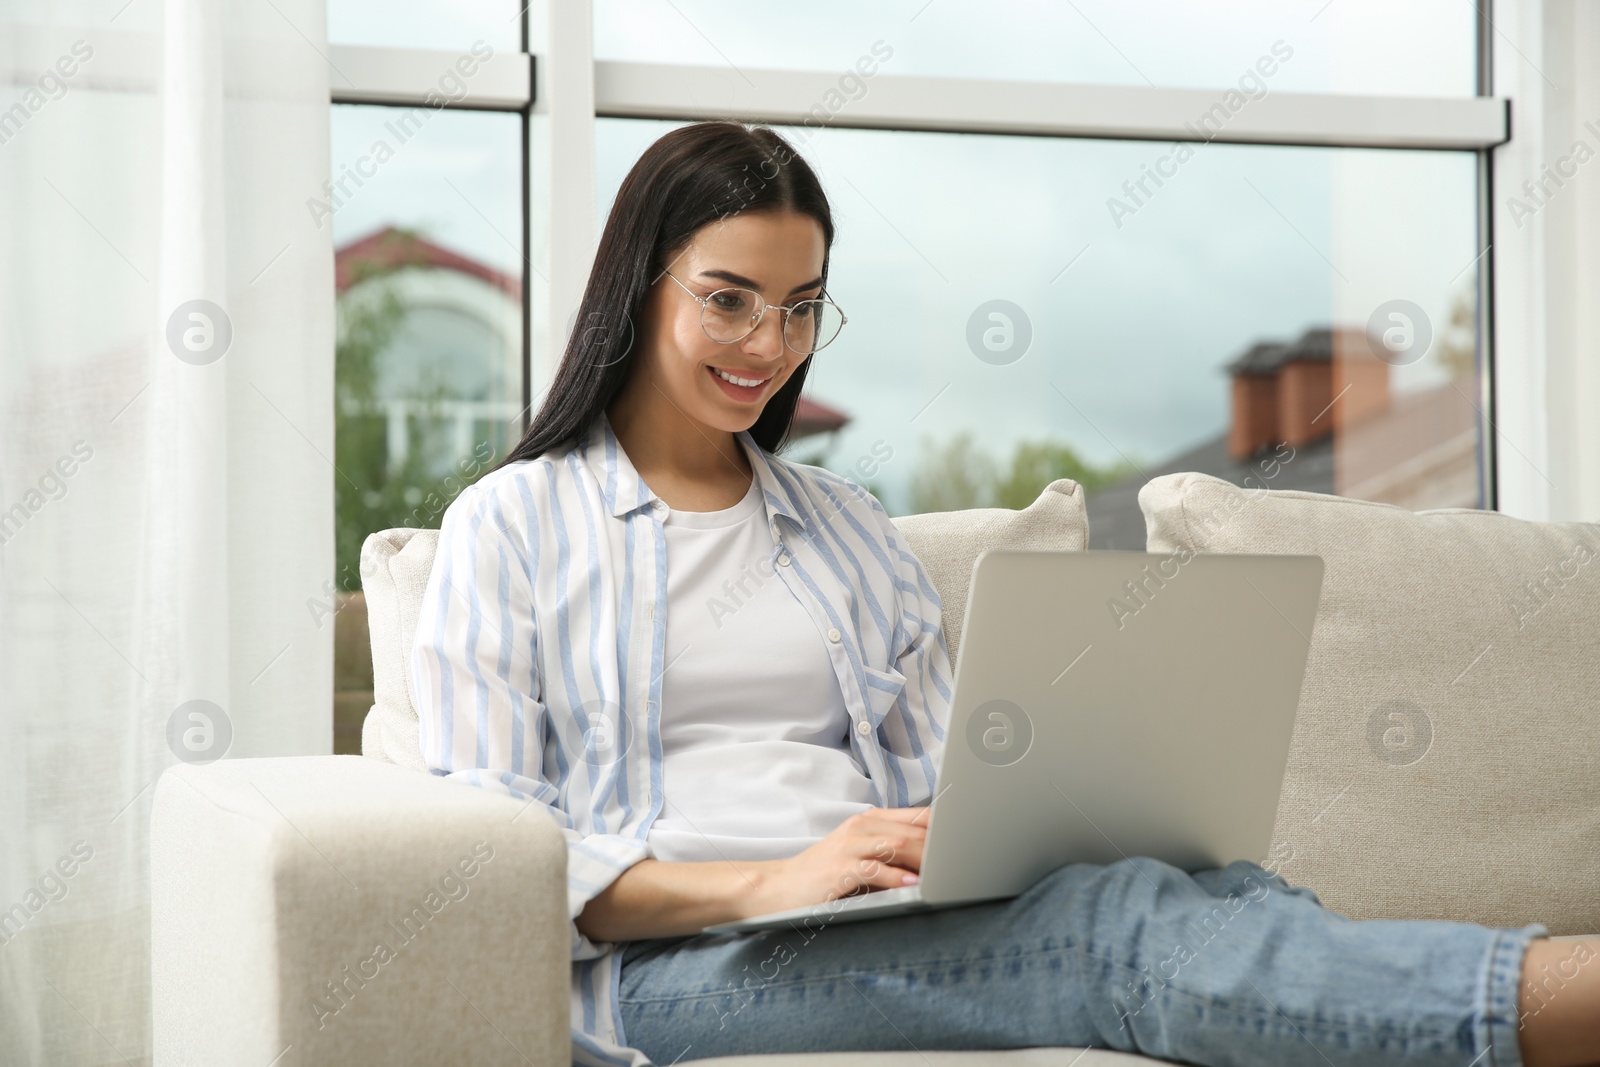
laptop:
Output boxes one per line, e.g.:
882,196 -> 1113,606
701,548 -> 1324,935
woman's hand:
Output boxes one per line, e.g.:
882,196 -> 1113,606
746,806 -> 931,917
575,808 -> 929,941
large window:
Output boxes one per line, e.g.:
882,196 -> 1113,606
326,2 -> 1499,746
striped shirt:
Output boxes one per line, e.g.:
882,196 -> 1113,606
410,411 -> 954,1066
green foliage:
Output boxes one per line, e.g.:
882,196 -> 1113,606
333,243 -> 493,593
797,431 -> 1133,516
909,431 -> 998,513
993,438 -> 1139,508
908,431 -> 1137,514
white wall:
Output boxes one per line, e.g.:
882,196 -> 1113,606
1492,0 -> 1600,522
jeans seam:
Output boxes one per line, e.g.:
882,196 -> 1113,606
1485,924 -> 1546,1067
617,941 -> 1082,1006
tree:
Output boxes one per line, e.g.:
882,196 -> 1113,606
994,438 -> 1138,509
908,431 -> 1139,515
909,431 -> 1000,513
333,235 -> 488,592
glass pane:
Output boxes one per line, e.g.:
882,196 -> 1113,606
330,104 -> 524,751
329,0 -> 529,54
597,119 -> 1485,547
596,0 -> 1477,98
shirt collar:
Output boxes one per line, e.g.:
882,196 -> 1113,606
581,410 -> 805,532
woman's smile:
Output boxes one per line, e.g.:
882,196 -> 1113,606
707,363 -> 776,401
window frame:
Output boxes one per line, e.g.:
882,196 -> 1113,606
329,1 -> 1514,511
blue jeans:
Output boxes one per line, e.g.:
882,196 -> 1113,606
617,857 -> 1548,1066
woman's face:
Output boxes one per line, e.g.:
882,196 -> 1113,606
634,209 -> 827,437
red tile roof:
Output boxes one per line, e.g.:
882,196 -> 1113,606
335,226 -> 521,300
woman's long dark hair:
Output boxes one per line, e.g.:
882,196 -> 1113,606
496,121 -> 836,470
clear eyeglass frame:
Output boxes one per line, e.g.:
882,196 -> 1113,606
663,269 -> 847,355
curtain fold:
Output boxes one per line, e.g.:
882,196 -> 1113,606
0,2 -> 334,1062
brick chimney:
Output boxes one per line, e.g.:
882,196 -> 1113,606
1225,327 -> 1390,460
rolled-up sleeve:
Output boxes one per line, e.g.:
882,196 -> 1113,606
409,475 -> 651,959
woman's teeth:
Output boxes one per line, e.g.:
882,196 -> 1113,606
713,367 -> 768,387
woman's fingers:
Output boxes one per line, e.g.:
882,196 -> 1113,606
831,851 -> 920,896
869,805 -> 934,826
857,811 -> 928,862
771,806 -> 936,909
829,814 -> 926,893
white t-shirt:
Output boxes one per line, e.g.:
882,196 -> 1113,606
645,470 -> 879,864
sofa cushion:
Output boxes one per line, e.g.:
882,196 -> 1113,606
1139,471 -> 1600,935
887,478 -> 1087,671
358,528 -> 435,771
360,478 -> 1089,769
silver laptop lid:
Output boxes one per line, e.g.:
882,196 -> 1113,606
917,549 -> 1323,904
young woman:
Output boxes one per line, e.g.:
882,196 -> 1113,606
410,121 -> 1600,1067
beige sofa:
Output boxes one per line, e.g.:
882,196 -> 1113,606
151,473 -> 1600,1066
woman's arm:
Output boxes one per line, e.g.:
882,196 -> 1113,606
577,808 -> 930,942
575,857 -> 778,942
412,473 -> 652,959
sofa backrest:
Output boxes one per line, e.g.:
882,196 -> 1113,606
1140,470 -> 1600,935
359,478 -> 1089,772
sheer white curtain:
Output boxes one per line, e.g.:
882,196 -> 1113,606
0,1 -> 333,1062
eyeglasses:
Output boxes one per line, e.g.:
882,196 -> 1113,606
663,270 -> 847,355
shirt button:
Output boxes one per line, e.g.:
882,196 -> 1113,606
856,720 -> 872,737
826,627 -> 841,642
777,554 -> 791,567
652,500 -> 667,511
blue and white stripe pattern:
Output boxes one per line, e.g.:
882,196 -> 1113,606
411,411 -> 953,1066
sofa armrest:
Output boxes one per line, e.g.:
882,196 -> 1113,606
152,755 -> 570,1067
